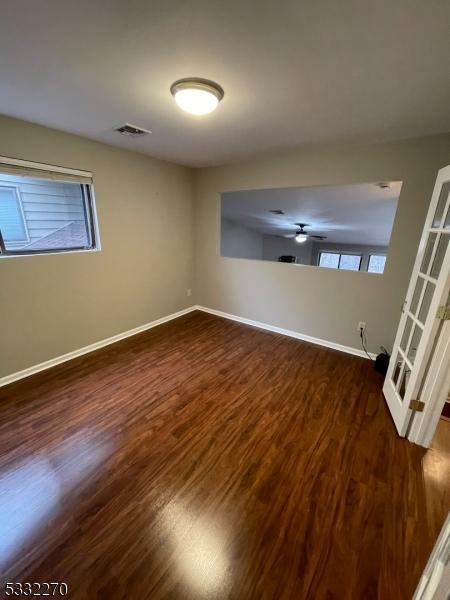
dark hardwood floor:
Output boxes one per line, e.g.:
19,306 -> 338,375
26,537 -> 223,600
0,311 -> 449,599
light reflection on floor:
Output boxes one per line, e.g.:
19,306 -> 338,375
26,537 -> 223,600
422,419 -> 450,540
0,458 -> 60,568
0,430 -> 113,572
422,420 -> 450,486
161,500 -> 230,598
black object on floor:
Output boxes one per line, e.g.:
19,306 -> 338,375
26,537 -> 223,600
374,351 -> 390,375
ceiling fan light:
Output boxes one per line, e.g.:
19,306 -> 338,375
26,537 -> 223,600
170,78 -> 224,116
295,233 -> 308,243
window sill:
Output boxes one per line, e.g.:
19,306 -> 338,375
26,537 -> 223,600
0,247 -> 101,259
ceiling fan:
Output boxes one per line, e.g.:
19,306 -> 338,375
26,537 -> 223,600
285,223 -> 327,244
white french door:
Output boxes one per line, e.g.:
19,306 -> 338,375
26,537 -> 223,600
383,165 -> 450,436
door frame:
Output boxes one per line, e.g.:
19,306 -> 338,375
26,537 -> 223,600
408,319 -> 450,447
413,512 -> 450,599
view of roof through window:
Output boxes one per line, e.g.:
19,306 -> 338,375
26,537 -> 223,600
0,171 -> 97,255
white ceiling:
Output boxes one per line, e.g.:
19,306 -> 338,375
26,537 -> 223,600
221,182 -> 402,246
1,1 -> 449,167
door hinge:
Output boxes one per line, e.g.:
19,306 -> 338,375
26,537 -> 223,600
437,304 -> 450,321
409,399 -> 425,412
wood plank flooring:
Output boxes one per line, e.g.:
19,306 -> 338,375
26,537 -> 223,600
0,311 -> 449,599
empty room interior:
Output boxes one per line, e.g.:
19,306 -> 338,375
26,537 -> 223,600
1,2 -> 450,599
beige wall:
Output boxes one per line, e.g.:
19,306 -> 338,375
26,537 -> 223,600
261,234 -> 314,264
193,135 -> 450,353
2,116 -> 449,377
221,218 -> 263,260
0,116 -> 194,377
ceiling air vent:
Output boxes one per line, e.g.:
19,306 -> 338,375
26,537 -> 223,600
115,123 -> 151,137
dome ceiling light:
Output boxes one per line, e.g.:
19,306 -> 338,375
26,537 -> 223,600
170,78 -> 224,116
295,231 -> 308,244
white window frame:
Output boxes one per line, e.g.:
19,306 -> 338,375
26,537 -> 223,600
0,156 -> 101,258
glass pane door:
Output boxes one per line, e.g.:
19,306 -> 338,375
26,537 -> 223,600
383,166 -> 450,435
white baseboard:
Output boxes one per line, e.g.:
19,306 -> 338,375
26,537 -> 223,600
1,303 -> 375,388
0,306 -> 197,388
196,305 -> 376,360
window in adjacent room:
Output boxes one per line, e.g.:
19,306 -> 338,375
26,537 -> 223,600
318,252 -> 340,269
318,252 -> 361,271
368,254 -> 387,274
0,157 -> 99,257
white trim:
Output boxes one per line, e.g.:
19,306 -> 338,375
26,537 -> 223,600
0,304 -> 376,389
88,184 -> 101,250
408,320 -> 450,447
0,155 -> 92,178
196,305 -> 376,360
382,164 -> 450,436
413,512 -> 450,599
0,247 -> 101,260
0,306 -> 197,387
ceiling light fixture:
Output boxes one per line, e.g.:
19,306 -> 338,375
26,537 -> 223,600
170,78 -> 224,116
295,232 -> 308,244
295,223 -> 309,243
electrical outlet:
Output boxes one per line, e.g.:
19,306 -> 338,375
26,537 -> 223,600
187,288 -> 192,297
357,321 -> 366,333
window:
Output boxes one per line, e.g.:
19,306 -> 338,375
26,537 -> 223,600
0,157 -> 99,256
318,251 -> 361,271
0,187 -> 28,243
368,254 -> 387,274
338,254 -> 361,271
318,252 -> 340,269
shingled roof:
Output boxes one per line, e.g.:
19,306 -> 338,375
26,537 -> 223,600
24,221 -> 89,250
